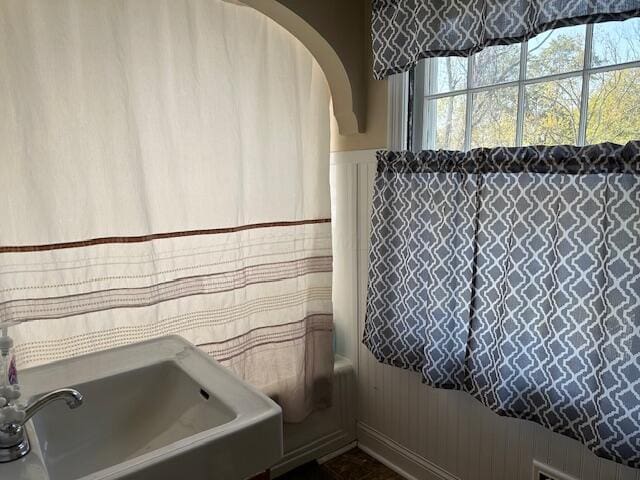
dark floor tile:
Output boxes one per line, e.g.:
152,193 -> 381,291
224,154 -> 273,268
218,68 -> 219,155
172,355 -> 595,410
277,448 -> 403,480
322,448 -> 404,480
277,461 -> 334,480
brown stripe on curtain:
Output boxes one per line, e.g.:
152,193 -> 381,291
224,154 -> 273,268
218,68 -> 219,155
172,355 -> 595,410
0,219 -> 331,253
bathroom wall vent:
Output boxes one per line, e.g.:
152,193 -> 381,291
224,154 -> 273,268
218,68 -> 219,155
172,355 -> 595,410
533,460 -> 579,480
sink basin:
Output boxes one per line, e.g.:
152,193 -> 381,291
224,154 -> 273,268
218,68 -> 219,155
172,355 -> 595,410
2,336 -> 282,480
33,362 -> 238,479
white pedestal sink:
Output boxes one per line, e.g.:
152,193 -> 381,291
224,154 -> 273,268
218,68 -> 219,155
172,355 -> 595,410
0,336 -> 282,480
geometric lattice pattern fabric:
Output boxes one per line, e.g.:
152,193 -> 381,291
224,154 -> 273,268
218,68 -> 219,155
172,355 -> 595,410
371,0 -> 640,79
363,142 -> 640,467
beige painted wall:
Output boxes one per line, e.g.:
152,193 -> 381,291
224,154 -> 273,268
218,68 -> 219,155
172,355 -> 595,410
330,1 -> 388,153
271,0 -> 388,152
330,74 -> 387,152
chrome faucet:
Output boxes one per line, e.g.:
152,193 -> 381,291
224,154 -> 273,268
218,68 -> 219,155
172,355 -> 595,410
0,388 -> 83,463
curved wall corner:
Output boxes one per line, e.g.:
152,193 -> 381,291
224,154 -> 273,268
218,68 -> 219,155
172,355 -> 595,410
239,0 -> 366,135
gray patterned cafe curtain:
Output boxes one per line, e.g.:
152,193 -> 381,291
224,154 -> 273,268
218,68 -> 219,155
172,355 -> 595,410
363,142 -> 640,467
372,0 -> 640,79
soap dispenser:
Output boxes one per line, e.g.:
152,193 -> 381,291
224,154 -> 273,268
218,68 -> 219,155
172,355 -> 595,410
0,330 -> 21,412
0,334 -> 17,387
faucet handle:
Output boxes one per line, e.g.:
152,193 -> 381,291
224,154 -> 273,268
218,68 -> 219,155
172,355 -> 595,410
0,404 -> 25,426
0,385 -> 23,425
0,385 -> 20,403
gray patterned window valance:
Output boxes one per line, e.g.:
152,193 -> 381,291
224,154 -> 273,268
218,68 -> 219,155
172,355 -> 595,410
363,141 -> 640,467
372,0 -> 640,79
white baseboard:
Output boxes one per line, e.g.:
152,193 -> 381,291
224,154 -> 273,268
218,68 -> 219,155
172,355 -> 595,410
271,356 -> 357,478
270,357 -> 460,480
272,430 -> 355,477
318,441 -> 358,464
357,422 -> 460,480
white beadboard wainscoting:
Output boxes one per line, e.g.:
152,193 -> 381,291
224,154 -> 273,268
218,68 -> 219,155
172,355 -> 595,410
329,149 -> 640,480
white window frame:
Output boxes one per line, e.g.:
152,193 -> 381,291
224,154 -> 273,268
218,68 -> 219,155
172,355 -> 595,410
387,23 -> 640,152
387,72 -> 411,150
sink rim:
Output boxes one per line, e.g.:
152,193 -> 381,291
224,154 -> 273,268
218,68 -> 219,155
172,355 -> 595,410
19,335 -> 282,480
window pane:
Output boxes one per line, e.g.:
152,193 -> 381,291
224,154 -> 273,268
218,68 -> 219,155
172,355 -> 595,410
472,44 -> 520,87
586,67 -> 640,145
523,77 -> 582,145
471,87 -> 517,148
592,18 -> 640,67
527,25 -> 585,78
429,57 -> 467,94
428,95 -> 466,150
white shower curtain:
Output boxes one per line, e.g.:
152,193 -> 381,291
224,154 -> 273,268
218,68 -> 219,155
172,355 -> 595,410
0,0 -> 333,421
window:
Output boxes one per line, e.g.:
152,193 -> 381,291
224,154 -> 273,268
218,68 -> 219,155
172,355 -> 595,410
412,19 -> 640,151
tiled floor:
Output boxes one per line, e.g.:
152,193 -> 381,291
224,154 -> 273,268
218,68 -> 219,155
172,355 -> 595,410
278,448 -> 404,480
